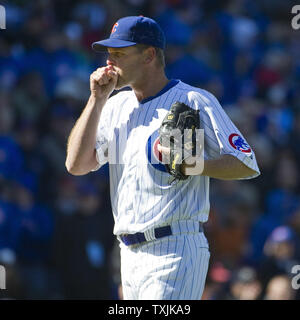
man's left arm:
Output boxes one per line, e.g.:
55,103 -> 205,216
182,154 -> 258,180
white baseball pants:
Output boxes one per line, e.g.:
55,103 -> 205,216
119,221 -> 210,300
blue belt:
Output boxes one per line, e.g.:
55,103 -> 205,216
120,222 -> 203,246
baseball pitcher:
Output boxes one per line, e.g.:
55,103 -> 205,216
65,16 -> 260,300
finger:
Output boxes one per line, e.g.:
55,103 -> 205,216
100,73 -> 110,83
157,144 -> 170,155
90,73 -> 99,83
105,65 -> 114,72
95,69 -> 108,79
95,68 -> 109,78
107,70 -> 118,81
96,67 -> 106,73
92,73 -> 109,85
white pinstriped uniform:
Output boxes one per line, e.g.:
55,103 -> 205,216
93,79 -> 260,299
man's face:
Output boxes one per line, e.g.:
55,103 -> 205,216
106,46 -> 145,89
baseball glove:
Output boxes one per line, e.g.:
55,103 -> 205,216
159,101 -> 200,182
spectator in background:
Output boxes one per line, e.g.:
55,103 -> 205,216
15,121 -> 46,179
0,39 -> 20,91
12,72 -> 49,126
225,266 -> 262,300
258,226 -> 300,298
52,180 -> 114,299
40,105 -> 75,176
0,91 -> 23,181
207,179 -> 259,268
264,274 -> 296,300
289,113 -> 300,164
201,261 -> 231,300
289,206 -> 300,259
53,175 -> 80,217
0,199 -> 19,256
247,150 -> 300,264
12,172 -> 54,299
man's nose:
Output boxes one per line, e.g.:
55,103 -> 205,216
107,56 -> 115,66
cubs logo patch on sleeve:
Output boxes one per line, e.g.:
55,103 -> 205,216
228,133 -> 252,154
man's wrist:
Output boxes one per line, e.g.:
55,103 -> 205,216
89,93 -> 109,109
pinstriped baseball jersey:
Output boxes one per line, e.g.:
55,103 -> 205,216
93,79 -> 260,236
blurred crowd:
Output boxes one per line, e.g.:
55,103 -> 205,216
0,0 -> 300,299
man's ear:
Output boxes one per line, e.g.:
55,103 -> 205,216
143,47 -> 156,64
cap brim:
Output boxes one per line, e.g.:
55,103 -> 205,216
92,39 -> 137,52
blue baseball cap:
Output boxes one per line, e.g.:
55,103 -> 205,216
92,16 -> 166,52
268,226 -> 295,243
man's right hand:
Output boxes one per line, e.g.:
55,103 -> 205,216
90,65 -> 118,99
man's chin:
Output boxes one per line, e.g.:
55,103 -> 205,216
115,80 -> 129,91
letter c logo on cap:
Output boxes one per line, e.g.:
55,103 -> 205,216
111,23 -> 118,34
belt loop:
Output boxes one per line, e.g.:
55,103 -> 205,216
144,228 -> 156,242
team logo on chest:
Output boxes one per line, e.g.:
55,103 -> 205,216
146,130 -> 167,172
228,133 -> 251,154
